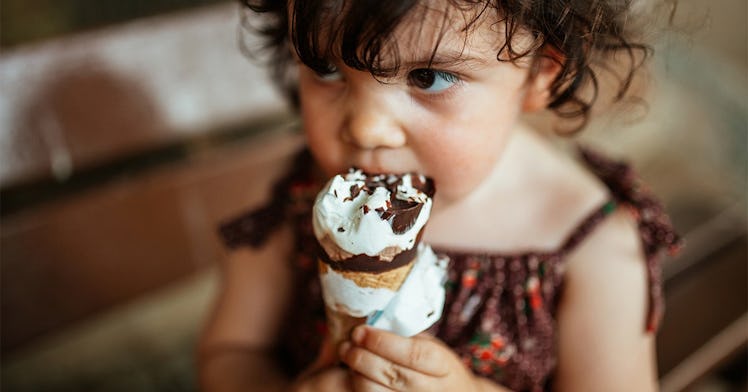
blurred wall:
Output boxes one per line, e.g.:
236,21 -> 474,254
0,3 -> 287,187
0,2 -> 292,356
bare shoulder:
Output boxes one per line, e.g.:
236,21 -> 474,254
518,126 -> 661,389
199,223 -> 296,353
562,207 -> 649,322
554,208 -> 659,390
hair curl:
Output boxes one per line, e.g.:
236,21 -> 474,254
240,0 -> 652,132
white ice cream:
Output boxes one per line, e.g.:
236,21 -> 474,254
312,170 -> 432,257
319,268 -> 398,318
368,244 -> 448,336
319,243 -> 448,334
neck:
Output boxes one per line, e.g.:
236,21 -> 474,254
424,124 -> 539,250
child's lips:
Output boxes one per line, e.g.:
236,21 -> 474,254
346,159 -> 415,176
346,151 -> 409,176
349,166 -> 417,177
352,165 -> 393,175
346,159 -> 385,175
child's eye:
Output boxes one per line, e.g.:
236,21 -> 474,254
407,69 -> 459,93
314,64 -> 343,82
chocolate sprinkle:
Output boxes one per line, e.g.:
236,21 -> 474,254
342,170 -> 434,235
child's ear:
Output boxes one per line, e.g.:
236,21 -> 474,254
522,47 -> 564,113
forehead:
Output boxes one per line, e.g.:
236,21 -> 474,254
292,0 -> 506,67
393,2 -> 504,62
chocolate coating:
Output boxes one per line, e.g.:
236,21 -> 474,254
318,243 -> 418,273
318,230 -> 425,273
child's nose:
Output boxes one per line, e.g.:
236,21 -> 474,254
343,103 -> 406,149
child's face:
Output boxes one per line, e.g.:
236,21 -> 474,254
296,5 -> 547,205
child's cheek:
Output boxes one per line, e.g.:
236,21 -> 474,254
420,123 -> 509,202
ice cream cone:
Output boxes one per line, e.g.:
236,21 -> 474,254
313,169 -> 443,348
318,259 -> 415,291
323,306 -> 367,353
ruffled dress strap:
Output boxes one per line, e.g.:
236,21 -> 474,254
560,146 -> 683,331
218,149 -> 317,249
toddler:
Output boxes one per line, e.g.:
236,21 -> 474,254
199,0 -> 681,391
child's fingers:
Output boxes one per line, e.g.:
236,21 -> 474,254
350,372 -> 396,392
292,366 -> 350,392
341,342 -> 427,391
299,336 -> 337,379
349,326 -> 449,377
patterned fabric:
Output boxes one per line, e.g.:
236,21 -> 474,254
219,147 -> 681,391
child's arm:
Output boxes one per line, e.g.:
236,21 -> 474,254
198,225 -> 296,391
198,227 -> 347,392
554,208 -> 659,390
198,223 -> 356,391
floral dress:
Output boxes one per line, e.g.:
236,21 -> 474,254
219,147 -> 681,391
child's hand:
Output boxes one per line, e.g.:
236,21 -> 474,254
292,337 -> 352,392
290,367 -> 350,392
339,325 -> 481,392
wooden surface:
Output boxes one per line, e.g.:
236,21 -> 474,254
1,130 -> 303,354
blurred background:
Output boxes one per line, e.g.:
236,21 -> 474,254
0,1 -> 745,391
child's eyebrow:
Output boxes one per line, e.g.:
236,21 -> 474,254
401,51 -> 489,69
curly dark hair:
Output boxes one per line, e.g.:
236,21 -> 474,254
240,0 -> 654,132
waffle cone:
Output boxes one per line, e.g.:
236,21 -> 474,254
317,258 -> 415,291
324,306 -> 367,353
